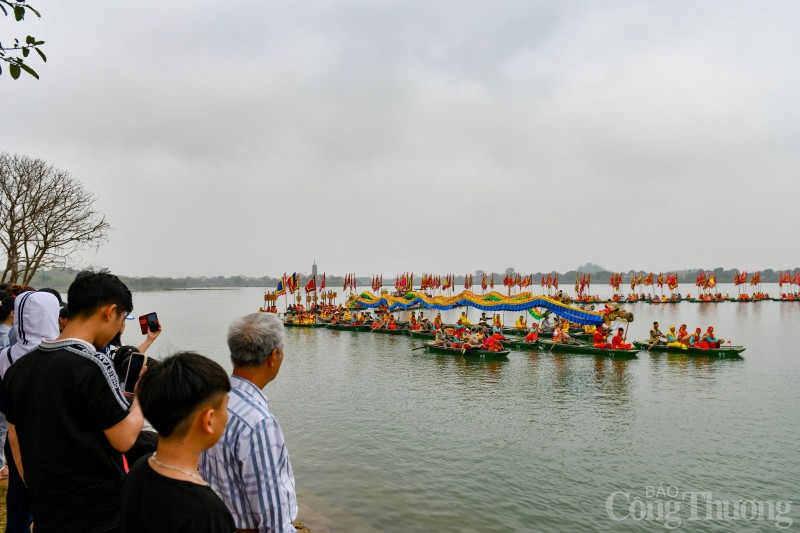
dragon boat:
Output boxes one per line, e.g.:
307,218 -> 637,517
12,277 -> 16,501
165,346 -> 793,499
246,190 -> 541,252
283,321 -> 326,328
422,341 -> 510,359
325,323 -> 372,331
537,339 -> 639,358
632,341 -> 745,358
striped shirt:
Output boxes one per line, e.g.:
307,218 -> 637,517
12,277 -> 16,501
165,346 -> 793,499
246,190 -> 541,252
200,375 -> 297,533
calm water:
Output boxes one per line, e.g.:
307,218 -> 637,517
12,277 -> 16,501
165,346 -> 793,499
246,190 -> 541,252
122,285 -> 800,532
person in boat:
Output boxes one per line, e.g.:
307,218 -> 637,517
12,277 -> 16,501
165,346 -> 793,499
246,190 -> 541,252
493,314 -> 502,328
665,326 -> 686,349
434,326 -> 448,345
433,312 -> 443,330
491,326 -> 506,340
464,329 -> 484,350
611,327 -> 631,350
387,316 -> 398,330
514,315 -> 527,330
552,319 -> 572,343
583,324 -> 597,334
541,315 -> 552,330
453,320 -> 467,340
419,315 -> 431,332
593,325 -> 612,348
524,324 -> 539,343
482,330 -> 504,352
689,328 -> 709,350
478,313 -> 489,326
649,322 -> 666,345
701,326 -> 722,348
677,324 -> 690,345
408,312 -> 419,330
342,310 -> 352,322
459,312 -> 472,326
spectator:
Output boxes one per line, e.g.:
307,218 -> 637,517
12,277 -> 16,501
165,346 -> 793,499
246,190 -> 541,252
0,295 -> 14,348
201,313 -> 298,533
121,352 -> 234,533
58,303 -> 70,333
4,270 -> 144,533
0,290 -> 60,532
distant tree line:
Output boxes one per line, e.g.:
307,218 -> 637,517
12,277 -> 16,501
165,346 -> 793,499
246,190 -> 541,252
29,266 -> 796,293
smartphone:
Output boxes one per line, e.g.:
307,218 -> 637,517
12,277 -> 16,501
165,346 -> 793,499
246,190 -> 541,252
138,312 -> 159,334
123,351 -> 148,394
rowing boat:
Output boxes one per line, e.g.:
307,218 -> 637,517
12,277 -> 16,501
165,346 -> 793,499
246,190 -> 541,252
537,339 -> 639,358
407,330 -> 436,339
325,323 -> 372,331
500,337 -> 539,350
632,341 -> 745,358
283,322 -> 327,328
423,341 -> 510,358
372,327 -> 409,335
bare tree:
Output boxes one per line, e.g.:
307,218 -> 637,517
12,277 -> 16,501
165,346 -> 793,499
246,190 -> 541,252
0,152 -> 109,284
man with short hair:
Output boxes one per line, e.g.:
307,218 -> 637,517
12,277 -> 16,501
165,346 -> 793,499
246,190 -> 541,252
5,270 -> 144,533
121,352 -> 234,533
201,313 -> 298,533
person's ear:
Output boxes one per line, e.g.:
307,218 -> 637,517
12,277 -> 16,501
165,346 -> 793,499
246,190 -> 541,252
198,407 -> 215,435
267,348 -> 279,367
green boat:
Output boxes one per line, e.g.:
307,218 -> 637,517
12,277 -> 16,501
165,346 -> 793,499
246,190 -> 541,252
538,339 -> 639,358
423,341 -> 510,358
372,327 -> 409,335
407,330 -> 437,339
283,321 -> 327,328
325,323 -> 372,331
632,341 -> 745,358
500,337 -> 539,350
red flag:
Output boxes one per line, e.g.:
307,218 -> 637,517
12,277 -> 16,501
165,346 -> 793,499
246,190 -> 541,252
304,276 -> 316,293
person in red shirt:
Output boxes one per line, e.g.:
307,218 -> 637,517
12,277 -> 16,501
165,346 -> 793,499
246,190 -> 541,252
593,326 -> 612,349
524,325 -> 539,343
611,327 -> 631,349
387,316 -> 398,330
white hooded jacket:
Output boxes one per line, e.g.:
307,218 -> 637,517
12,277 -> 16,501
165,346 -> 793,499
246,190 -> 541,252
0,291 -> 60,378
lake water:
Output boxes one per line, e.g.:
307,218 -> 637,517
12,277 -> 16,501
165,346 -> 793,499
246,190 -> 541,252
122,284 -> 800,532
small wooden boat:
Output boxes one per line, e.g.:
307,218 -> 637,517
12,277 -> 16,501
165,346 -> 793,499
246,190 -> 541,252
283,321 -> 327,328
372,327 -> 409,335
325,323 -> 372,331
423,341 -> 510,358
407,329 -> 436,339
500,337 -> 539,350
538,339 -> 638,358
632,341 -> 745,358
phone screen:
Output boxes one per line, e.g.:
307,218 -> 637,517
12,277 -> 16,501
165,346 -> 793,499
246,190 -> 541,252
124,352 -> 147,394
146,312 -> 159,333
138,315 -> 149,335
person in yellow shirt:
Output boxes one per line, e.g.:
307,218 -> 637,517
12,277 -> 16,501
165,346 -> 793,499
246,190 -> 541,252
493,314 -> 502,328
514,315 -> 527,330
459,312 -> 472,326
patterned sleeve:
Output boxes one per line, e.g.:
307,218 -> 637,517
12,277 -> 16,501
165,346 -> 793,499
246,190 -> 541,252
238,417 -> 297,533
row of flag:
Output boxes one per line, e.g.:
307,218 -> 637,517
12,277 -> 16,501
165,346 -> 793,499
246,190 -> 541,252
275,272 -> 328,296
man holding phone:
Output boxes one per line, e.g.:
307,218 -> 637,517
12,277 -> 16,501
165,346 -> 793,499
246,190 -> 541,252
4,270 -> 144,533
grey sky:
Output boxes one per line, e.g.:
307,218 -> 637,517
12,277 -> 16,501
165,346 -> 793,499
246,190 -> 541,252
2,1 -> 798,277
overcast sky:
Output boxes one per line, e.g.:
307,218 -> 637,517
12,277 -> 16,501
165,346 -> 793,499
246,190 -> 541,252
2,1 -> 798,277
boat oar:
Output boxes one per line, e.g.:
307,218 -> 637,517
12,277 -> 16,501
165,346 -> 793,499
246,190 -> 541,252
411,345 -> 427,351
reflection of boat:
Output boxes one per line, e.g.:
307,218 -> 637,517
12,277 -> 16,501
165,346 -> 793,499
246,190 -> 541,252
538,339 -> 638,358
632,341 -> 745,358
283,321 -> 326,328
500,337 -> 539,350
325,323 -> 371,331
423,341 -> 509,358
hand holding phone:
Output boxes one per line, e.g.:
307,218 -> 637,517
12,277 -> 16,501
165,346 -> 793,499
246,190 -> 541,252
138,312 -> 160,335
124,351 -> 148,395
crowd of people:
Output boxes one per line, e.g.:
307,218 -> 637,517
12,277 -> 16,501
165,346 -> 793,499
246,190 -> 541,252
0,271 -> 298,532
